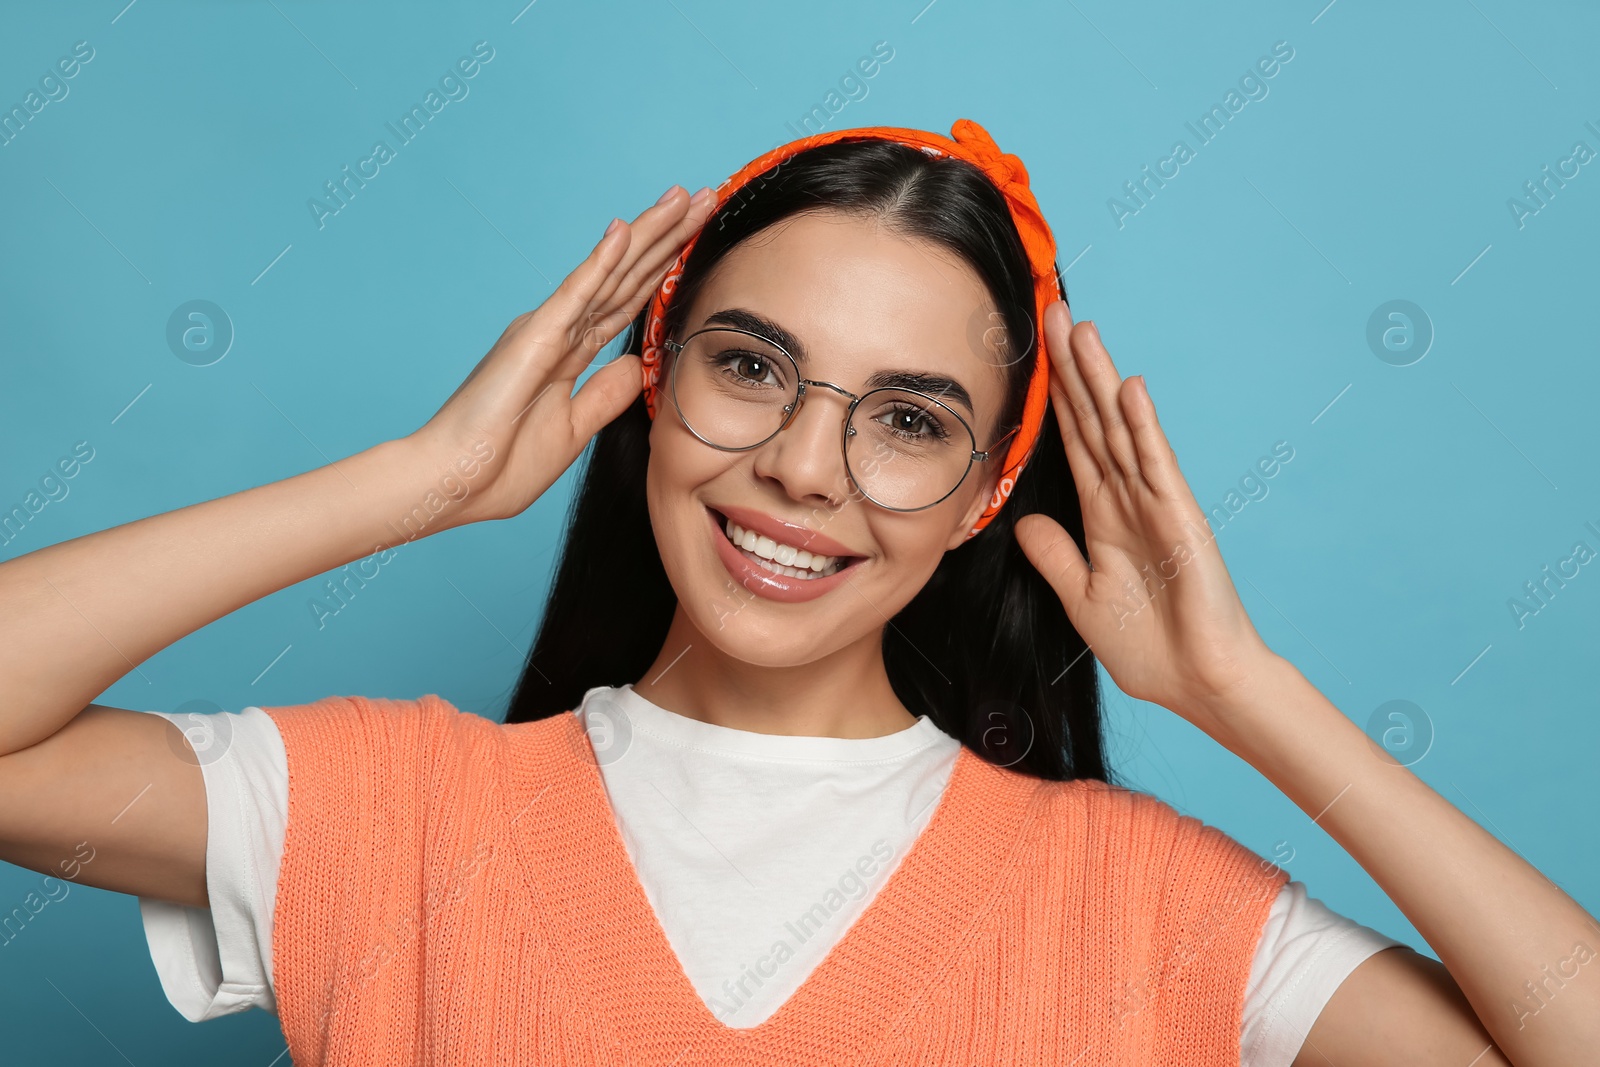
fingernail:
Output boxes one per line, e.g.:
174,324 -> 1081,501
689,186 -> 715,205
604,217 -> 622,237
655,184 -> 683,205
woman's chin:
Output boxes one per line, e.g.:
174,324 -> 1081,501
680,596 -> 861,669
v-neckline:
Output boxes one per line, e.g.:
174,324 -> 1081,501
496,708 -> 1043,1061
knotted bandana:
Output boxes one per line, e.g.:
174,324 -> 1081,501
640,118 -> 1060,539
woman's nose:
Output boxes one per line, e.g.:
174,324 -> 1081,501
749,387 -> 853,505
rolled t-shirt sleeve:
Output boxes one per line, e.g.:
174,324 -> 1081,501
138,707 -> 289,1022
1240,879 -> 1408,1066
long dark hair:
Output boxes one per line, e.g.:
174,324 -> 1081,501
503,137 -> 1110,783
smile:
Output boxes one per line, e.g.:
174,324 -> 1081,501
720,516 -> 844,580
704,505 -> 864,604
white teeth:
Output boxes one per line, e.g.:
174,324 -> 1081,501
722,517 -> 844,579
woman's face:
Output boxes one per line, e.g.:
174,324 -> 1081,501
646,209 -> 1015,668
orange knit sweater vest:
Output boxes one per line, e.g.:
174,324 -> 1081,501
262,694 -> 1288,1066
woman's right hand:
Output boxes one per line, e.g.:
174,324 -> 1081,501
410,184 -> 717,526
0,184 -> 715,908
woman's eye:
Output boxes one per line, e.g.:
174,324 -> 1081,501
713,350 -> 778,385
882,406 -> 945,438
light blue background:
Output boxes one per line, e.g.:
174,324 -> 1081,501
3,0 -> 1597,1061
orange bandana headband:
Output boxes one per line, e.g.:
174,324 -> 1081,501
640,117 -> 1059,539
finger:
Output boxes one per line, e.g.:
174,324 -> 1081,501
591,251 -> 676,355
549,192 -> 699,375
444,232 -> 627,414
1051,367 -> 1103,498
598,191 -> 718,318
1048,304 -> 1115,482
549,213 -> 635,322
545,187 -> 696,337
1013,512 -> 1091,620
586,188 -> 716,317
566,352 -> 644,443
614,242 -> 685,318
1122,375 -> 1187,500
498,353 -> 642,503
568,301 -> 648,370
562,194 -> 714,366
451,206 -> 670,425
1042,303 -> 1103,494
562,246 -> 682,374
1071,321 -> 1142,482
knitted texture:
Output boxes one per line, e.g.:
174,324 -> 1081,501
262,695 -> 1289,1066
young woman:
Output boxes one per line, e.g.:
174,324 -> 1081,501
1,119 -> 1595,1066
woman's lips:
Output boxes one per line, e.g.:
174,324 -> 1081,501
713,502 -> 860,560
706,506 -> 860,604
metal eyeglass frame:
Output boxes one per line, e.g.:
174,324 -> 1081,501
662,325 -> 1021,512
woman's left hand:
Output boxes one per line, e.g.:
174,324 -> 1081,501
1013,299 -> 1279,735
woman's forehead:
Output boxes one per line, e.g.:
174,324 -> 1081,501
687,212 -> 1011,384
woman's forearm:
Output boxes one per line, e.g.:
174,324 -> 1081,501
1199,653 -> 1600,1065
0,434 -> 450,755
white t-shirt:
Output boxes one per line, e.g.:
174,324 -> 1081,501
138,684 -> 1402,1063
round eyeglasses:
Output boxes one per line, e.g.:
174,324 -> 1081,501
662,326 -> 1018,512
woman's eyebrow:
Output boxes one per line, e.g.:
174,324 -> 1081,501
862,371 -> 974,417
701,307 -> 976,417
703,307 -> 808,359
